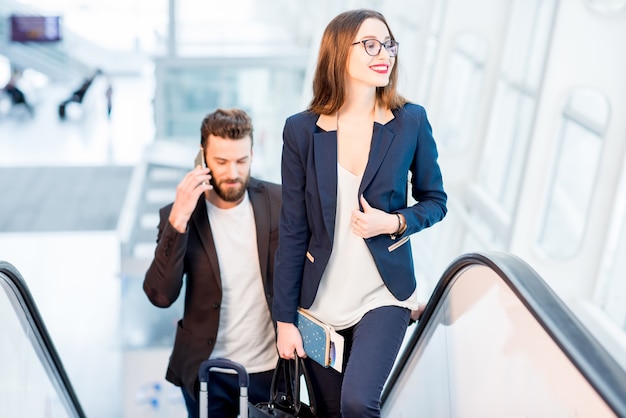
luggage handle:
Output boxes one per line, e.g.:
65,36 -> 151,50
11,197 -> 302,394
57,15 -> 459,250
198,358 -> 249,387
198,358 -> 249,418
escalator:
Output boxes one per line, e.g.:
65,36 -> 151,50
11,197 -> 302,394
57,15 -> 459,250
0,261 -> 85,417
382,252 -> 626,417
2,253 -> 626,417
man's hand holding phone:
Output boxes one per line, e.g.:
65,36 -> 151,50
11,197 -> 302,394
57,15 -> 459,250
168,149 -> 212,233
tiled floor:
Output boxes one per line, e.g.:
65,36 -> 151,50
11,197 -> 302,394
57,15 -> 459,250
0,166 -> 133,231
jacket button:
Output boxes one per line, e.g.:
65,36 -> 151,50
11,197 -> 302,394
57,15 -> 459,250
213,302 -> 220,309
207,338 -> 214,345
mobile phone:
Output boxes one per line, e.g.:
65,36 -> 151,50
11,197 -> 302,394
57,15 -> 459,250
195,149 -> 210,186
194,149 -> 206,168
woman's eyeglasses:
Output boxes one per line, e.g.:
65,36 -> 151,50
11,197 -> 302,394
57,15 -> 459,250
351,39 -> 399,57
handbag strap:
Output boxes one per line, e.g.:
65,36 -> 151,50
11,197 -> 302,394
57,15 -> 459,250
269,357 -> 317,416
269,357 -> 293,405
293,356 -> 317,415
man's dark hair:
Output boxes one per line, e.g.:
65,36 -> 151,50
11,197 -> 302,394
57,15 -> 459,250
200,108 -> 254,148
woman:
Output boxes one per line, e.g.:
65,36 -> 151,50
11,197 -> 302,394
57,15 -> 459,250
273,9 -> 447,417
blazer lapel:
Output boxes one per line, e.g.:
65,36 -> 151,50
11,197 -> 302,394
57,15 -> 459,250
248,180 -> 269,281
359,106 -> 396,194
312,108 -> 395,232
314,115 -> 339,241
360,119 -> 396,195
191,197 -> 222,290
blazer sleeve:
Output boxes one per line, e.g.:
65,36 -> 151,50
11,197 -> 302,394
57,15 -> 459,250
272,116 -> 312,324
398,106 -> 447,236
143,205 -> 187,308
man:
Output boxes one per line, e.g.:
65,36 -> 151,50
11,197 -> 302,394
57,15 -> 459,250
3,69 -> 34,115
143,108 -> 281,417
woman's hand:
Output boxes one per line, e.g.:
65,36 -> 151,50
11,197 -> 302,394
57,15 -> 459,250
276,321 -> 306,359
411,303 -> 426,322
409,303 -> 426,325
351,195 -> 402,238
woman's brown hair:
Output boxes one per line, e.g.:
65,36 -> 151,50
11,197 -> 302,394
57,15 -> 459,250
308,9 -> 407,115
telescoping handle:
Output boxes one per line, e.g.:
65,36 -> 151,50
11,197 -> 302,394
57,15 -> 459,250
198,358 -> 250,418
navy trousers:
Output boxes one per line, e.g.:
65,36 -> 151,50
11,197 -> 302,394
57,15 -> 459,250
182,369 -> 274,418
304,305 -> 410,418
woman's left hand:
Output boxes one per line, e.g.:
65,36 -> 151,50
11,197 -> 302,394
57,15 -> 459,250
411,303 -> 426,322
351,195 -> 399,239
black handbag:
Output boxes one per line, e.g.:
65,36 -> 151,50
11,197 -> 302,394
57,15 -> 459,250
248,357 -> 317,418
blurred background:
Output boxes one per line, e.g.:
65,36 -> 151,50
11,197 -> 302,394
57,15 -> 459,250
1,0 -> 626,416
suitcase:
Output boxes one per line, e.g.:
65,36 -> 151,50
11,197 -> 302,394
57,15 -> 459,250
198,358 -> 250,418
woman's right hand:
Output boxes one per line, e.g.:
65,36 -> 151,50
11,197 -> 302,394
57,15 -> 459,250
276,321 -> 306,359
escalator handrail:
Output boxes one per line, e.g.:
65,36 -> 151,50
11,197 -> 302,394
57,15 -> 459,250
0,260 -> 86,418
381,251 -> 626,416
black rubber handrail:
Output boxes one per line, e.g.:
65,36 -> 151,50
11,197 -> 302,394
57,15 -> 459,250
381,251 -> 626,416
0,260 -> 86,418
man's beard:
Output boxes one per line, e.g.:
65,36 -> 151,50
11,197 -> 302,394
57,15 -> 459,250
210,173 -> 250,202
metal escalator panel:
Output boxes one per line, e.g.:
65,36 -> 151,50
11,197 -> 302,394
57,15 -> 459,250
0,261 -> 85,417
382,252 -> 626,418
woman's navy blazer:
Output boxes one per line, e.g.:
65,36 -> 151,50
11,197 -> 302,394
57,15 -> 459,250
273,103 -> 447,324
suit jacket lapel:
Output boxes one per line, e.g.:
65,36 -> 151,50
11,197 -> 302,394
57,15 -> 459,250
312,108 -> 394,234
360,122 -> 395,195
313,130 -> 338,241
191,197 -> 222,290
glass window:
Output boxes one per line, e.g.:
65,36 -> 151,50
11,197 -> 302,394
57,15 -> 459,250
594,144 -> 626,331
500,0 -> 539,85
500,0 -> 554,91
470,0 -> 557,246
154,63 -> 305,182
437,33 -> 487,153
477,83 -> 534,212
596,205 -> 626,330
537,89 -> 609,259
461,208 -> 507,253
417,0 -> 447,104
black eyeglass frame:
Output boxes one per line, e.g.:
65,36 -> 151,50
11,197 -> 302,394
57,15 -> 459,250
351,39 -> 399,57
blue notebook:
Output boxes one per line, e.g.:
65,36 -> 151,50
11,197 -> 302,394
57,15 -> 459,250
296,308 -> 344,372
